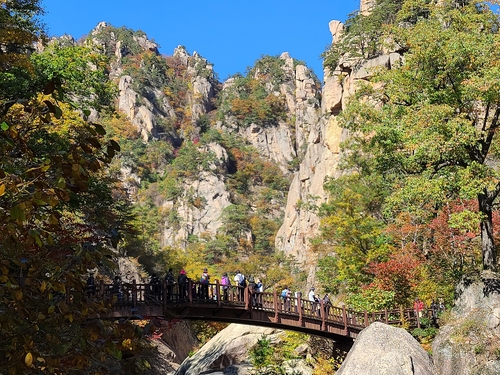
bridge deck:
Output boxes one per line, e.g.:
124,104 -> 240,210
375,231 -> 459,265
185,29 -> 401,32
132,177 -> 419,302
93,280 -> 430,343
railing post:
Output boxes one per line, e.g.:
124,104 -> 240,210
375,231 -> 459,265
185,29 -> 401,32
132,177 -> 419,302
273,290 -> 278,322
99,280 -> 105,298
385,308 -> 388,324
364,311 -> 369,327
188,279 -> 193,303
216,280 -> 221,308
298,294 -> 302,325
132,280 -> 137,308
400,306 -> 404,325
342,305 -> 348,334
320,299 -> 326,331
245,286 -> 249,310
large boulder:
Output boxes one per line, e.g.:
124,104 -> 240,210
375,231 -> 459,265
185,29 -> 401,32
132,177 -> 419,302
432,271 -> 500,375
336,322 -> 436,375
174,324 -> 281,375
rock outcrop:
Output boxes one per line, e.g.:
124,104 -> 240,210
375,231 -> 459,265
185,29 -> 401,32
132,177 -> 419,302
174,324 -> 281,375
336,322 -> 437,375
275,19 -> 404,283
432,271 -> 500,375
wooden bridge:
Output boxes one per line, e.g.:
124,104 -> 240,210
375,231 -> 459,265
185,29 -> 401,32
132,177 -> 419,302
94,280 -> 431,345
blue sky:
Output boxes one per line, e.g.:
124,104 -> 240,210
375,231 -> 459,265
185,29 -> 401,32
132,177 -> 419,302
40,1 -> 360,82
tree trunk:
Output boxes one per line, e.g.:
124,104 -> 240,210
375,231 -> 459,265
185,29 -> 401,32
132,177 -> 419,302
479,191 -> 498,272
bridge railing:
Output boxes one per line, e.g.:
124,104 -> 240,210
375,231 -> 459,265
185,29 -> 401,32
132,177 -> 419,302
95,280 -> 432,329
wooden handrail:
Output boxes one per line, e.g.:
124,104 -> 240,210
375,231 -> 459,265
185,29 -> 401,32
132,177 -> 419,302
95,281 -> 433,338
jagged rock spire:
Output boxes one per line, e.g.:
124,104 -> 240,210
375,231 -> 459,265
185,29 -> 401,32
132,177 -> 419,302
360,0 -> 376,15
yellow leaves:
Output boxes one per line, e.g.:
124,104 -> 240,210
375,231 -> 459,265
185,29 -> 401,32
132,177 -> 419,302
39,281 -> 47,293
122,338 -> 133,350
14,289 -> 23,301
90,330 -> 99,341
25,352 -> 33,367
47,305 -> 55,314
0,184 -> 5,196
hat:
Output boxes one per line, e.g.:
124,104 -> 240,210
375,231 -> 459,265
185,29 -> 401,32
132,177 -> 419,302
180,269 -> 186,275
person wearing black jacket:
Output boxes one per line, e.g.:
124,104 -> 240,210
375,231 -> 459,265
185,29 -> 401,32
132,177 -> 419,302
164,268 -> 175,301
178,269 -> 187,301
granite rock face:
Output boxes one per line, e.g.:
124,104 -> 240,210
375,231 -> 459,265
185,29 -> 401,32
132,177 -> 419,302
174,324 -> 280,375
432,272 -> 500,375
336,322 -> 437,375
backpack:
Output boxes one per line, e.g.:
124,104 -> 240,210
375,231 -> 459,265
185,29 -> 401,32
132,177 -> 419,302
165,272 -> 175,283
257,282 -> 263,292
221,276 -> 230,289
239,275 -> 246,287
178,273 -> 187,284
281,289 -> 288,299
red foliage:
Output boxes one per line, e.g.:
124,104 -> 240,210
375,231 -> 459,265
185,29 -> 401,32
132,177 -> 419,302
426,200 -> 481,277
368,249 -> 424,304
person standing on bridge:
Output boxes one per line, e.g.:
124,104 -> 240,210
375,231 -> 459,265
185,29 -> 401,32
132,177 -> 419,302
255,277 -> 263,307
164,268 -> 175,301
323,293 -> 332,317
221,272 -> 231,301
308,287 -> 317,315
200,268 -> 210,300
234,270 -> 245,302
281,285 -> 291,311
150,273 -> 161,300
178,269 -> 188,301
414,298 -> 425,319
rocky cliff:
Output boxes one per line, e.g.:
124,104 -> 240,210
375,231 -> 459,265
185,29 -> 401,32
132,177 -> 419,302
68,8 -> 405,285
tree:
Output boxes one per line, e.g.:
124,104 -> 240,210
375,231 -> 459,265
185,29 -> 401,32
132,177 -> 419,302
0,0 -> 46,101
314,174 -> 391,294
340,0 -> 500,271
31,40 -> 116,112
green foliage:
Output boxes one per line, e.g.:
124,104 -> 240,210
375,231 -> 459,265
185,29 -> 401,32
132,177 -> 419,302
0,0 -> 45,101
170,142 -> 217,178
314,174 -> 390,294
250,335 -> 275,370
31,40 -> 116,112
250,333 -> 313,375
322,0 -> 406,71
346,287 -> 396,311
411,326 -> 439,341
337,0 -> 500,279
220,203 -> 251,239
91,25 -> 146,57
248,55 -> 287,90
123,51 -> 171,93
0,94 -> 138,373
217,56 -> 288,128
